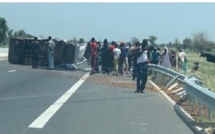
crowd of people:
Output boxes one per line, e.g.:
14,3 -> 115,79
155,46 -> 188,74
31,36 -> 189,93
85,37 -> 189,93
84,38 -> 132,76
84,38 -> 150,93
85,37 -> 188,75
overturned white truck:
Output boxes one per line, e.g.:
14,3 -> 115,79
8,37 -> 81,66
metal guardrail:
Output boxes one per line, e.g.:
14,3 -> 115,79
148,64 -> 186,83
149,64 -> 215,130
184,76 -> 215,112
148,64 -> 215,121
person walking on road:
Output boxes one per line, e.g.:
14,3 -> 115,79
47,36 -> 55,70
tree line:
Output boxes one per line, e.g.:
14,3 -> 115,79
131,32 -> 215,53
1,17 -> 215,52
0,17 -> 85,47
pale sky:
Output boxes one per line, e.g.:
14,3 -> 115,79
1,3 -> 215,44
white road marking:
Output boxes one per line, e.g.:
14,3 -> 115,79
8,70 -> 17,73
110,81 -> 134,83
29,73 -> 90,129
0,89 -> 100,101
141,129 -> 146,132
138,117 -> 144,119
0,58 -> 7,61
140,123 -> 148,126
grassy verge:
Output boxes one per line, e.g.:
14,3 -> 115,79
184,50 -> 215,92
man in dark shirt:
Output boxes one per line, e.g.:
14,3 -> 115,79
119,42 -> 129,75
101,39 -> 110,74
31,37 -> 40,69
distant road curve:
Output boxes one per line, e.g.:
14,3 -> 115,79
0,48 -> 8,58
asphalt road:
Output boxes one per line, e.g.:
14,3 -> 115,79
0,58 -> 194,134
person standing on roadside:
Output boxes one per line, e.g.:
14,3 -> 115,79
159,47 -> 171,69
119,42 -> 129,75
95,41 -> 101,73
151,47 -> 161,65
101,39 -> 110,74
170,49 -> 177,70
31,37 -> 40,69
178,49 -> 186,71
135,39 -> 149,93
112,43 -> 121,76
90,37 -> 97,74
109,41 -> 116,72
47,36 -> 55,70
132,42 -> 141,80
127,42 -> 133,71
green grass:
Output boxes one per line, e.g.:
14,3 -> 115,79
183,50 -> 215,92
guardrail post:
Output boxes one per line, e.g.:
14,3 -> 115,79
151,70 -> 158,82
165,75 -> 179,88
157,72 -> 161,85
190,97 -> 195,115
198,101 -> 202,117
151,70 -> 155,81
161,74 -> 168,86
208,108 -> 212,120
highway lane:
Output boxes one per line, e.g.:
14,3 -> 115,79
0,59 -> 87,134
0,60 -> 194,134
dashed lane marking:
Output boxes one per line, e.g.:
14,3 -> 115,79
0,89 -> 101,101
0,58 -> 7,61
8,70 -> 17,73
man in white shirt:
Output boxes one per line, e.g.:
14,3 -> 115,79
135,39 -> 149,93
178,49 -> 186,70
47,36 -> 55,70
112,43 -> 121,75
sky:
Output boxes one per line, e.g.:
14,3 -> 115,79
1,2 -> 215,44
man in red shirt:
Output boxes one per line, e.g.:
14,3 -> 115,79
90,37 -> 97,74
